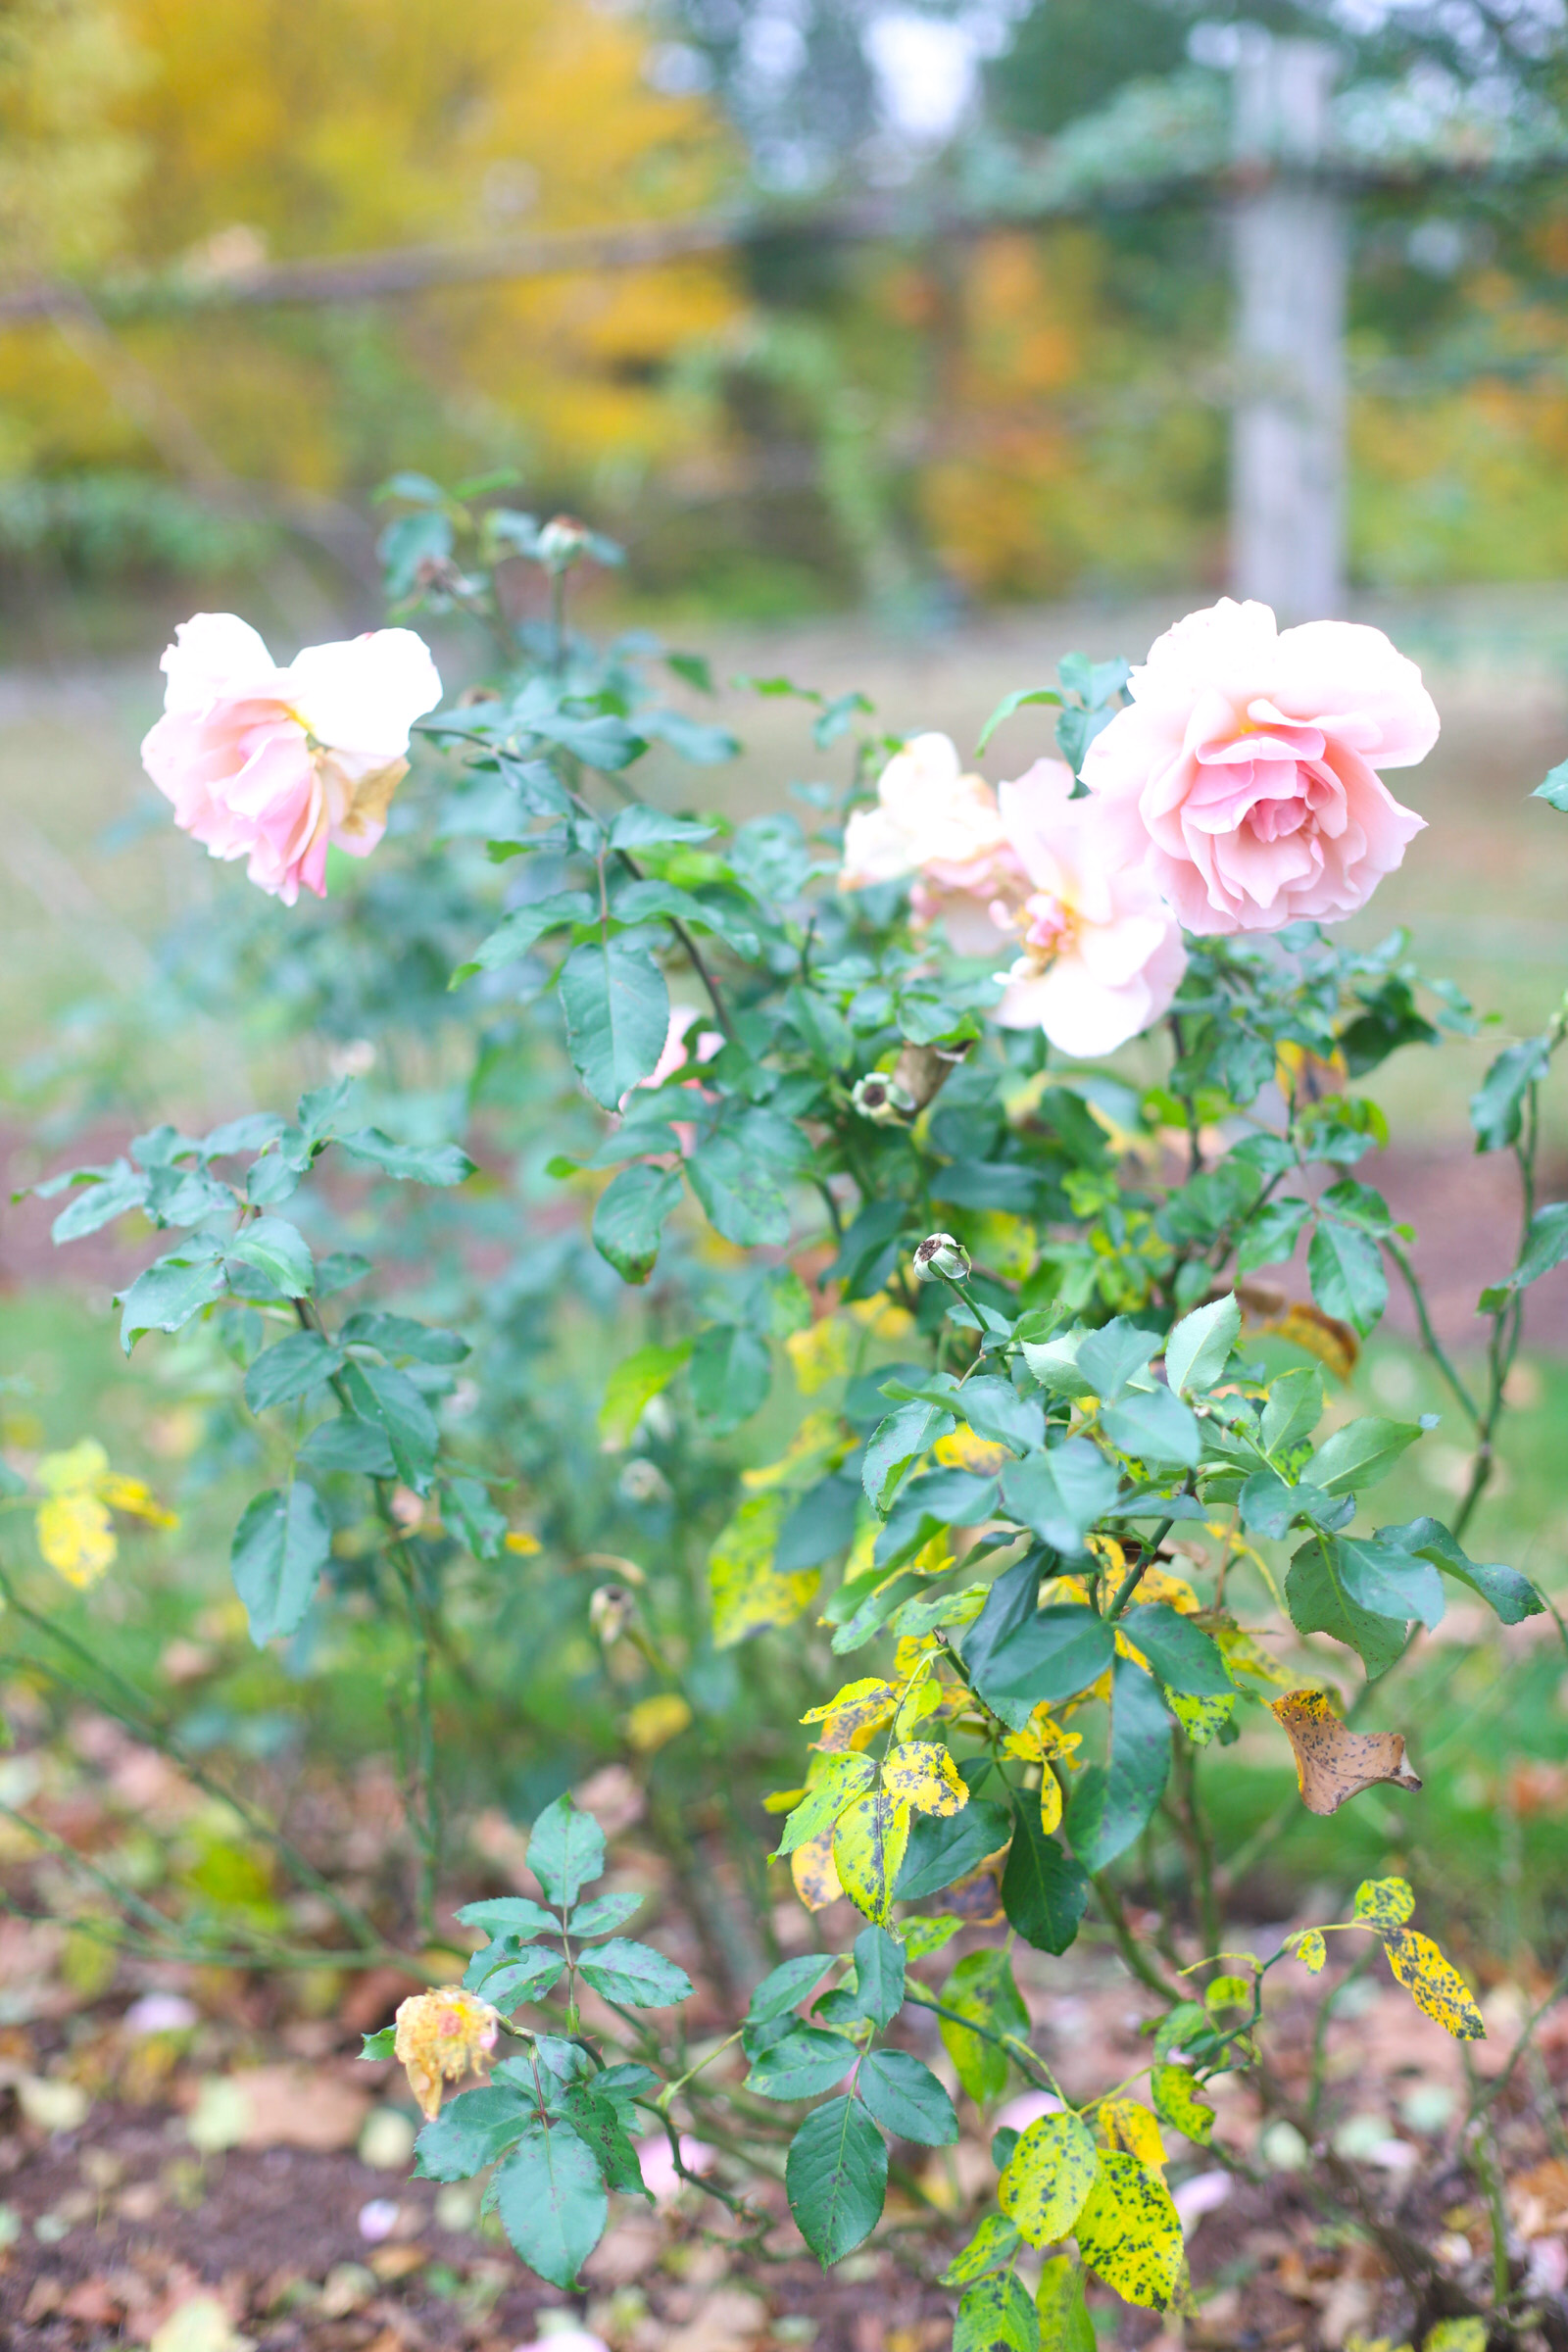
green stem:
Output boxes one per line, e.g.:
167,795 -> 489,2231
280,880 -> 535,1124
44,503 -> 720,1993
1384,1238 -> 1481,1429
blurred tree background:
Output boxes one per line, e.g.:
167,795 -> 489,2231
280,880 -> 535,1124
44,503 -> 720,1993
2,0 -> 1568,630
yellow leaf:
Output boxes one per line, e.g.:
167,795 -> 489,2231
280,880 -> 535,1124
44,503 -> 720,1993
35,1437 -> 109,1494
832,1789 -> 911,1925
1036,2254 -> 1096,2352
790,1828 -> 843,1911
910,1531 -> 954,1578
1291,1929 -> 1328,1975
1166,1690 -> 1235,1746
709,1492 -> 817,1649
881,1740 -> 967,1818
1425,2322 -> 1487,2352
1038,1762 -> 1063,1835
894,1633 -> 939,1678
762,1786 -> 806,1813
504,1531 -> 541,1555
1212,1623 -> 1294,1690
801,1677 -> 899,1752
892,1657 -> 939,1740
1271,1690 -> 1422,1816
1100,2099 -> 1166,2169
1150,2065 -> 1214,2144
1380,1928 -> 1486,2041
784,1316 -> 855,1396
933,1427 -> 1011,1475
1204,1974 -> 1252,2018
741,1408 -> 845,1491
36,1493 -> 116,1587
623,1693 -> 691,1752
1352,1876 -> 1415,1929
98,1473 -> 178,1527
1118,1563 -> 1200,1614
1073,2150 -> 1186,2310
1000,2110 -> 1100,2247
599,1341 -> 692,1448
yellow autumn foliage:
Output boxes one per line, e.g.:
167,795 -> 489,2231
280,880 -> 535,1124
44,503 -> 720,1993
0,0 -> 740,492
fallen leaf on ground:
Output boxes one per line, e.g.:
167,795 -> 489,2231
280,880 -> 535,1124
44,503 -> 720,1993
1271,1689 -> 1421,1815
183,2065 -> 371,2152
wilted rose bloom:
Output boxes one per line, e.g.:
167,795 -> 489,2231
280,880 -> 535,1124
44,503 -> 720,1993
392,1985 -> 500,2122
840,732 -> 1024,953
141,613 -> 442,905
1081,599 -> 1436,935
992,759 -> 1187,1057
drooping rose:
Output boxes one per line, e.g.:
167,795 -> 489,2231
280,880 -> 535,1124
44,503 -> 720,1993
392,1984 -> 500,2121
141,612 -> 443,904
840,731 -> 1025,953
1081,598 -> 1436,936
993,759 -> 1187,1057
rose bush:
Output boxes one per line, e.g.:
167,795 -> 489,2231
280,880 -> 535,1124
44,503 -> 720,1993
13,486 -> 1568,2348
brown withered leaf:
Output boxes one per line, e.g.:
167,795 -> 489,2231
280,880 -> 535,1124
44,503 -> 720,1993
1271,1688 -> 1421,1815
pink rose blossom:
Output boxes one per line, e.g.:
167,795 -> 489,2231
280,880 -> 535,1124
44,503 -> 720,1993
841,732 -> 1025,953
992,760 -> 1187,1058
1081,598 -> 1436,936
141,612 -> 442,904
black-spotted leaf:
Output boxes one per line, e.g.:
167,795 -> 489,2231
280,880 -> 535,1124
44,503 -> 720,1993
1000,2110 -> 1099,2246
777,1755 -> 878,1855
1380,1927 -> 1485,2039
955,2272 -> 1041,2352
1151,2064 -> 1214,2144
833,1790 -> 911,1925
1036,2255 -> 1096,2352
1351,1875 -> 1415,1928
941,2213 -> 1021,2286
1072,2150 -> 1184,2310
940,1947 -> 1029,2104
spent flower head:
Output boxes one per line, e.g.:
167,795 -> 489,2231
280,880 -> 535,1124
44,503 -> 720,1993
393,1986 -> 501,2122
852,1073 -> 916,1124
913,1233 -> 971,1284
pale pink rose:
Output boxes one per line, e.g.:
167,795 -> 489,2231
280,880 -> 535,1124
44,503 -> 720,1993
841,731 -> 1025,952
992,760 -> 1187,1057
635,2130 -> 714,2203
1081,598 -> 1435,936
141,612 -> 442,905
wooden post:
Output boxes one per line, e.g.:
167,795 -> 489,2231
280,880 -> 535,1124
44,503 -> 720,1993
1230,35 -> 1347,619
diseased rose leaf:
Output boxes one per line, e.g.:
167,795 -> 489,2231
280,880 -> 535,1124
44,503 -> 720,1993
1271,1689 -> 1421,1815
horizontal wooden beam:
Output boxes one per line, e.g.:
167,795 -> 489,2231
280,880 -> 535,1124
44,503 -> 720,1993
0,153 -> 1545,328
